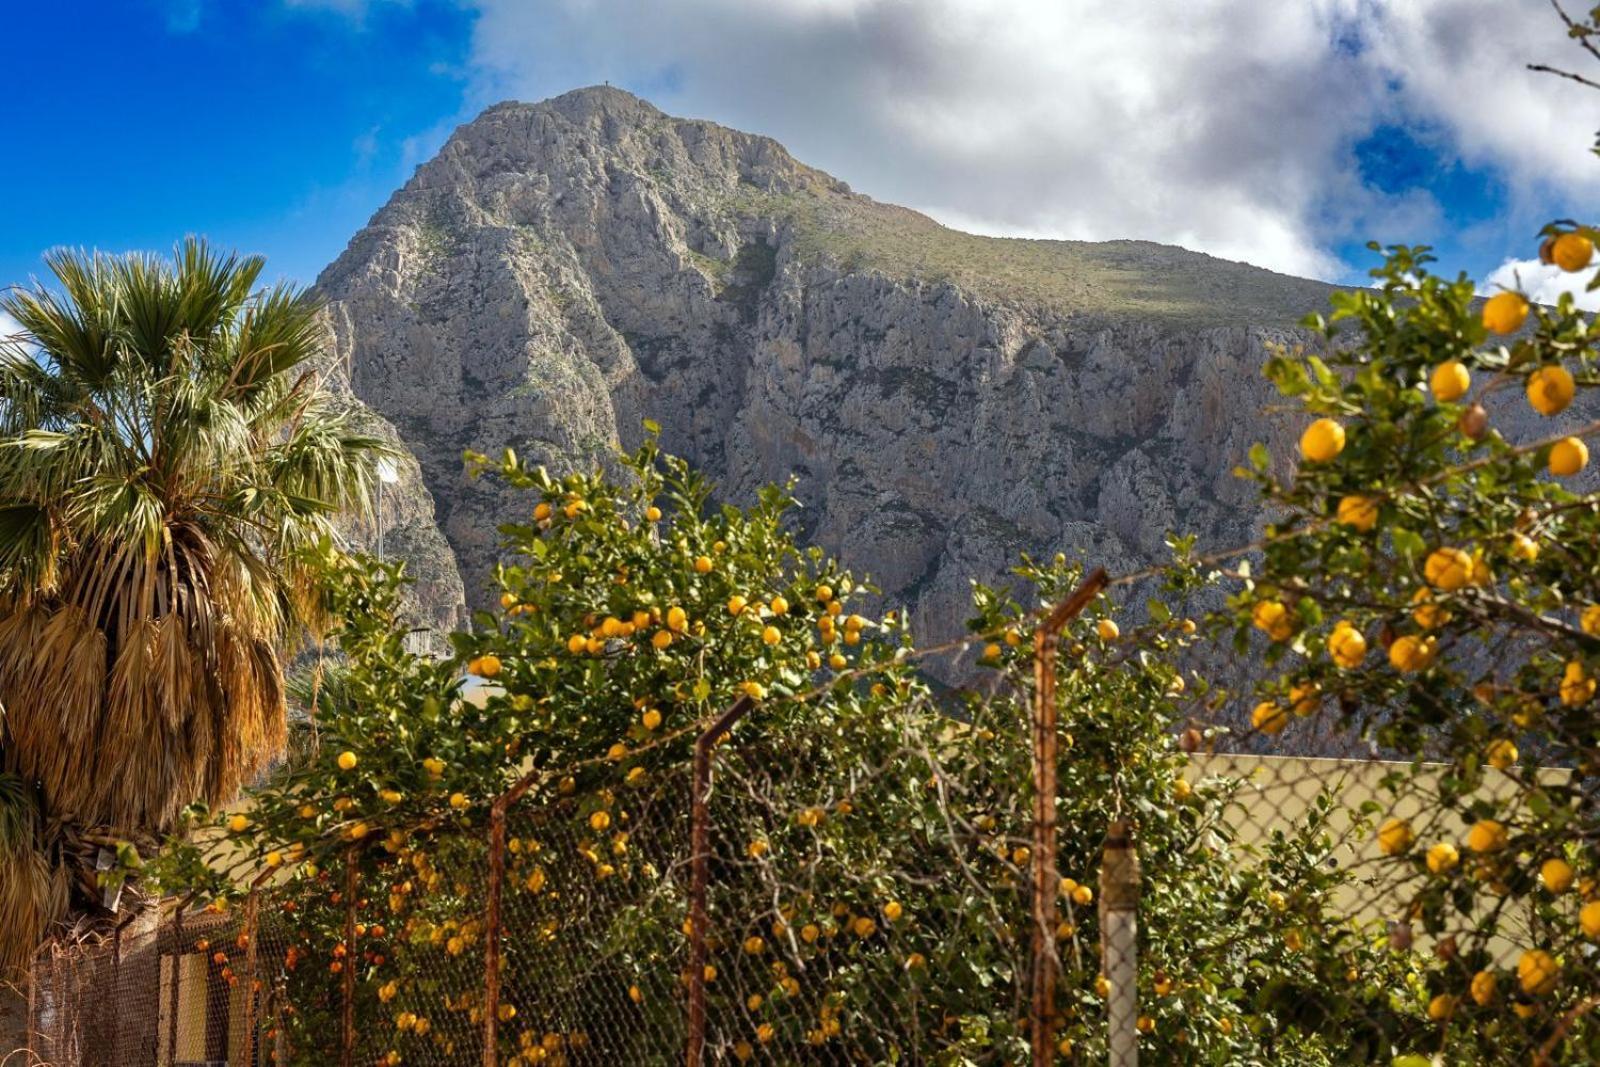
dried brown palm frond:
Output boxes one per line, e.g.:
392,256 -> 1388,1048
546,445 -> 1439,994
0,239 -> 393,967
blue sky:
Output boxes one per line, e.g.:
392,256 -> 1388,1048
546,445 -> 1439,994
1,1 -> 473,289
3,0 -> 1597,301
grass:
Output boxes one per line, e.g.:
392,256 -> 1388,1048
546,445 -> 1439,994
720,183 -> 1341,329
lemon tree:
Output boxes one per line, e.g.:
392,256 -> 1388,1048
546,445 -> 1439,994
1234,231 -> 1600,1064
151,432 -> 1398,1065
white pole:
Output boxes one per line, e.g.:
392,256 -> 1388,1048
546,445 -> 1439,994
376,458 -> 399,560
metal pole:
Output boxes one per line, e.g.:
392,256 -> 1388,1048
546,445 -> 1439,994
242,887 -> 261,1065
340,850 -> 357,1067
484,802 -> 507,1067
1100,821 -> 1142,1067
167,905 -> 184,1067
482,766 -> 543,1067
1030,568 -> 1108,1066
25,941 -> 36,1062
686,696 -> 754,1067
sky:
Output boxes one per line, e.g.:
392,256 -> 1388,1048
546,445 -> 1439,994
3,0 -> 1600,325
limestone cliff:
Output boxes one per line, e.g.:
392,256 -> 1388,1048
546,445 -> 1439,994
314,86 -> 1346,659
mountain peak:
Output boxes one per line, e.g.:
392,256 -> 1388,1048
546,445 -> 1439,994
314,86 -> 1354,687
478,84 -> 665,127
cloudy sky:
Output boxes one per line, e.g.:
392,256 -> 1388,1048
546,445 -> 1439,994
2,0 -> 1598,307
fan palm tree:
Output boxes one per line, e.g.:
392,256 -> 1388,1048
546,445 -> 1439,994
0,239 -> 389,973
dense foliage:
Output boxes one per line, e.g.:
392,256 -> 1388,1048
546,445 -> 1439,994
1236,231 -> 1600,1064
158,436 -> 1401,1065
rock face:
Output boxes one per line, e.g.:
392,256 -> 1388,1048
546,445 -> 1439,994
314,86 -> 1346,661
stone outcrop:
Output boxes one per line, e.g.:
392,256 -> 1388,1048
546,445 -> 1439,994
312,86 -> 1353,661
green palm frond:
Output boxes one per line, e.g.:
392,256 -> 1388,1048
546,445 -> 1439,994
0,239 -> 394,964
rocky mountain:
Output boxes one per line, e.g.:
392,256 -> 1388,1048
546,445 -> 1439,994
314,86 -> 1348,663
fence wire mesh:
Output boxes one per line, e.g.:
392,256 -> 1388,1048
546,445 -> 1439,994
16,628 -> 1592,1066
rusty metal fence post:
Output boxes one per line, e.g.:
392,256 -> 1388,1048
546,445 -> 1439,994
1100,821 -> 1142,1067
340,848 -> 358,1067
1030,568 -> 1108,1066
483,767 -> 543,1067
241,869 -> 273,1067
686,695 -> 754,1067
166,903 -> 185,1067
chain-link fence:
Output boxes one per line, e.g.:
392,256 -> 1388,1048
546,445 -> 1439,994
12,565 -> 1583,1066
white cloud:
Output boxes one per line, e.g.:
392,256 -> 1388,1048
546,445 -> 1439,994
1482,257 -> 1600,311
0,311 -> 22,341
448,0 -> 1600,283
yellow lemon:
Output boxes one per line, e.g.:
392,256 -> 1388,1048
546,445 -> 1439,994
645,505 -> 662,522
1517,949 -> 1559,996
1096,618 -> 1120,641
666,606 -> 688,632
1552,231 -> 1594,272
1388,634 -> 1436,673
1483,291 -> 1530,335
1510,532 -> 1539,562
1549,436 -> 1589,476
652,630 -> 673,650
769,595 -> 789,615
693,555 -> 713,574
1580,900 -> 1600,939
1427,993 -> 1457,1022
337,751 -> 358,771
1251,700 -> 1289,736
1377,818 -> 1414,856
1426,842 -> 1459,874
1561,660 -> 1595,706
727,595 -> 747,616
1541,858 -> 1575,894
1300,418 -> 1346,463
1430,360 -> 1471,402
1581,604 -> 1600,635
567,633 -> 587,654
761,625 -> 782,646
883,901 -> 903,922
1485,739 -> 1517,770
228,814 -> 250,833
1336,494 -> 1378,532
1252,600 -> 1294,642
1527,364 -> 1575,416
1424,547 -> 1474,591
589,811 -> 611,832
1466,819 -> 1508,854
1288,681 -> 1320,716
1328,623 -> 1367,669
1411,590 -> 1449,630
641,708 -> 662,730
1470,970 -> 1497,1006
